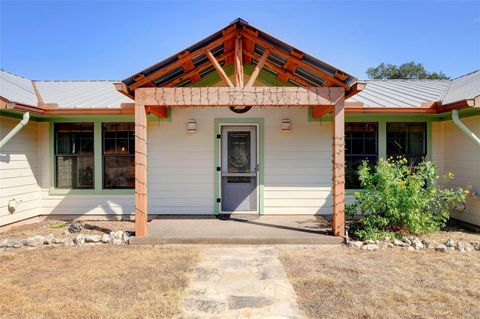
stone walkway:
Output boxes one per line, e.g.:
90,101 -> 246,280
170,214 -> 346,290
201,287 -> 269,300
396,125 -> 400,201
175,246 -> 305,319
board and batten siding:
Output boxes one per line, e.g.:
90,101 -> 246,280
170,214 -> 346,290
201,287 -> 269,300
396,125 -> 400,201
147,106 -> 332,215
0,116 -> 42,225
432,116 -> 480,226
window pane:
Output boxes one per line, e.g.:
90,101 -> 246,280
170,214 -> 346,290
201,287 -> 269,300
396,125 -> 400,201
228,131 -> 251,173
104,156 -> 135,188
56,156 -> 94,189
345,122 -> 378,189
387,122 -> 426,163
54,123 -> 94,189
103,123 -> 135,189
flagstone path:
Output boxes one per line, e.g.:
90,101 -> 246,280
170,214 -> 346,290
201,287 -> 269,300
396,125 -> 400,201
174,246 -> 305,319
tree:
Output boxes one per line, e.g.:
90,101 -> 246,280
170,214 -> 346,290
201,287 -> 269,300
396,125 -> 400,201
367,61 -> 450,80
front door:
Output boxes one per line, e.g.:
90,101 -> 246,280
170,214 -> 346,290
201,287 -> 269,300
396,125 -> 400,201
221,126 -> 258,213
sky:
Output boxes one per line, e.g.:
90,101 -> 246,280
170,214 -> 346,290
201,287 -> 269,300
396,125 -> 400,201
1,0 -> 479,81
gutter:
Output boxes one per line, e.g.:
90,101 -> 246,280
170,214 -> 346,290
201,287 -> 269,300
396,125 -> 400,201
0,112 -> 30,150
452,109 -> 480,147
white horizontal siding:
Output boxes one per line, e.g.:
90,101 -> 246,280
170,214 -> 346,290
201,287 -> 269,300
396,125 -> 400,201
147,106 -> 332,215
432,116 -> 480,226
0,116 -> 42,225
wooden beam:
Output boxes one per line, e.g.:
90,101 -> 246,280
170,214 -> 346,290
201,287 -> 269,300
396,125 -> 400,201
206,50 -> 234,88
134,102 -> 148,237
245,49 -> 270,87
345,82 -> 366,99
242,31 -> 349,89
234,33 -> 244,87
129,30 -> 237,90
145,105 -> 168,118
163,51 -> 234,88
242,49 -> 312,87
311,105 -> 333,118
136,87 -> 345,107
114,82 -> 134,99
332,96 -> 345,237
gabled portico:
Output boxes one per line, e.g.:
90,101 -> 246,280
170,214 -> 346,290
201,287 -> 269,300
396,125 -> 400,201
117,19 -> 363,238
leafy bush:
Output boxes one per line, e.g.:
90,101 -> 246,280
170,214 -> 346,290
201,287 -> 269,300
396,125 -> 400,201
346,158 -> 469,240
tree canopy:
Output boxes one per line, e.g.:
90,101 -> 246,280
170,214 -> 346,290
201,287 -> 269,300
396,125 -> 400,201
366,61 -> 450,80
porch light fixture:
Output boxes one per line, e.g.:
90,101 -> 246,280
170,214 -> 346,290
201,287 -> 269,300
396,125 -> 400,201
282,119 -> 291,132
187,119 -> 197,133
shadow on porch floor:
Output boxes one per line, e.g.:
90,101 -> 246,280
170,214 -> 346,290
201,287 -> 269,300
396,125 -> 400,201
129,215 -> 343,245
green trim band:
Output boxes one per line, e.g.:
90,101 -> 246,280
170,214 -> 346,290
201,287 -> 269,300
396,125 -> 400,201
213,118 -> 265,215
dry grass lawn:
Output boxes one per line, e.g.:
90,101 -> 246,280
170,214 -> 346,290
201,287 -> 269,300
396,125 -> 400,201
0,246 -> 197,319
279,246 -> 480,319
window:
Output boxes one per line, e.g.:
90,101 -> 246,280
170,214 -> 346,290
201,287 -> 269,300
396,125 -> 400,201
345,122 -> 378,189
387,122 -> 427,164
103,123 -> 135,189
55,123 -> 94,189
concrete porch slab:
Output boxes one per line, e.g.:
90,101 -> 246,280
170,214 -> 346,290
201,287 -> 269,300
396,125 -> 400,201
129,215 -> 343,245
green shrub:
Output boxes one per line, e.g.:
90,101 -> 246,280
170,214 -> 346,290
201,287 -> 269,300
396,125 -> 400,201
346,158 -> 469,240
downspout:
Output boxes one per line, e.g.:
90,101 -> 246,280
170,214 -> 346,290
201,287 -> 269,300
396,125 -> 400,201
452,110 -> 480,147
0,112 -> 30,150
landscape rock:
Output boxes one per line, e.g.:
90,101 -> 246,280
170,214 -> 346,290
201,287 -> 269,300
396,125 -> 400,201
62,238 -> 74,246
361,244 -> 379,251
393,239 -> 408,247
386,243 -> 394,248
347,241 -> 363,249
112,238 -> 124,245
411,237 -> 424,250
101,234 -> 110,243
402,237 -> 412,246
364,239 -> 377,245
422,238 -> 435,249
23,235 -> 46,247
436,244 -> 447,252
73,234 -> 85,245
68,221 -> 83,233
122,231 -> 133,244
472,241 -> 480,251
445,238 -> 455,248
0,239 -> 23,248
44,234 -> 55,245
110,230 -> 123,240
84,234 -> 101,243
52,238 -> 67,245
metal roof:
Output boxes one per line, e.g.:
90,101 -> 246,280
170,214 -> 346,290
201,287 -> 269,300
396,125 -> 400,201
1,70 -> 479,110
349,79 -> 450,107
34,80 -> 132,108
442,69 -> 480,104
0,70 -> 38,106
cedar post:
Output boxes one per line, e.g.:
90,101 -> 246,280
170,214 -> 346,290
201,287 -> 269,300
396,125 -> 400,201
332,95 -> 345,237
135,101 -> 148,237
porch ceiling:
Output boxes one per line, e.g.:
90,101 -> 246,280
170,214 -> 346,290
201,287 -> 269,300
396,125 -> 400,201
121,18 -> 358,97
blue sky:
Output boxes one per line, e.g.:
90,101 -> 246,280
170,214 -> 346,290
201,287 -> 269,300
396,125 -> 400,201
1,1 -> 479,80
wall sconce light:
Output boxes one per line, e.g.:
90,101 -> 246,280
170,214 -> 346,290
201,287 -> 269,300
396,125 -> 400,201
187,119 -> 197,133
282,119 -> 291,132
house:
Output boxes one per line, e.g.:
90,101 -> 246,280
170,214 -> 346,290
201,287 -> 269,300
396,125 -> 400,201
1,19 -> 479,236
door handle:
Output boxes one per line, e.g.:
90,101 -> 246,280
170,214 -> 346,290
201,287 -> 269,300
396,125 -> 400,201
255,164 -> 260,172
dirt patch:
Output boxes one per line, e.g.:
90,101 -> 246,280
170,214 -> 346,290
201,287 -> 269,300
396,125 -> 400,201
0,246 -> 198,319
0,219 -> 134,240
279,245 -> 480,319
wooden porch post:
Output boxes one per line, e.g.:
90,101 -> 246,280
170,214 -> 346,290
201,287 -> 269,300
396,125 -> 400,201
135,101 -> 148,237
332,96 -> 345,237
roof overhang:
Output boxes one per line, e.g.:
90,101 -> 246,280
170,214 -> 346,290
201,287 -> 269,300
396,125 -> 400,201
120,18 -> 359,96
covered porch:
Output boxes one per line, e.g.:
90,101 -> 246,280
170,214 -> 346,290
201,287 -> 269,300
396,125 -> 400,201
115,19 -> 363,239
129,215 -> 344,245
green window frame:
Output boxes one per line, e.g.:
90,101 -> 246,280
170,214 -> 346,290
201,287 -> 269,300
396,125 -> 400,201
54,123 -> 94,189
387,122 -> 427,164
102,123 -> 135,189
345,122 -> 378,189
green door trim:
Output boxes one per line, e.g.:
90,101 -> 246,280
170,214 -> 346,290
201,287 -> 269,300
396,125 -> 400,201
213,118 -> 265,215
